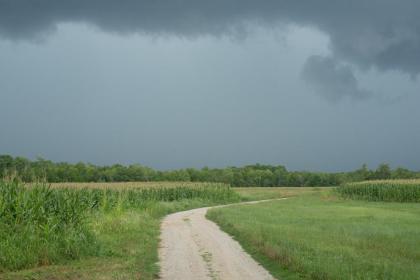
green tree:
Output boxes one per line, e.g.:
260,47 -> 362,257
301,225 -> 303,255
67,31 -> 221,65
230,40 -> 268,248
374,163 -> 391,180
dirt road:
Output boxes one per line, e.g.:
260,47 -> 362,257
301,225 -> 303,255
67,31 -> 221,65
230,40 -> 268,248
158,200 -> 284,280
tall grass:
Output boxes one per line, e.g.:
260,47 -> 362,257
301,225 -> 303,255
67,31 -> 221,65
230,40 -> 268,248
0,180 -> 240,272
337,179 -> 420,202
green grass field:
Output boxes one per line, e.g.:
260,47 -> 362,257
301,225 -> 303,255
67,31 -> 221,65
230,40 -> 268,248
207,191 -> 420,279
235,187 -> 329,200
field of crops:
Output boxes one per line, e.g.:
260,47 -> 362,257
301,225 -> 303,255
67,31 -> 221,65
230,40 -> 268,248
338,179 -> 420,202
0,180 -> 240,275
46,181 -> 218,190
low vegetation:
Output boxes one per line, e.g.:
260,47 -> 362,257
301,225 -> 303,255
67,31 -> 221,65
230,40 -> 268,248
3,177 -> 420,279
338,179 -> 420,202
0,180 -> 240,279
235,187 -> 328,200
207,192 -> 420,279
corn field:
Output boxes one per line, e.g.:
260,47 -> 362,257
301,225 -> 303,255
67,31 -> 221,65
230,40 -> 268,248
46,181 -> 217,190
65,183 -> 239,211
0,180 -> 240,271
337,179 -> 420,202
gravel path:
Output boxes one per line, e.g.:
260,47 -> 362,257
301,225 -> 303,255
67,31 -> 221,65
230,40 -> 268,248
158,199 -> 285,280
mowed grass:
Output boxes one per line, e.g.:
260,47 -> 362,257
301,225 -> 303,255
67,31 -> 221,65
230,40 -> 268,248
235,187 -> 330,201
338,179 -> 420,202
0,181 -> 240,280
207,192 -> 420,280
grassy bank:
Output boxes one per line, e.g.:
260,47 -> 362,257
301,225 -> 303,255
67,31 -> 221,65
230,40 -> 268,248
0,181 -> 240,279
207,192 -> 420,279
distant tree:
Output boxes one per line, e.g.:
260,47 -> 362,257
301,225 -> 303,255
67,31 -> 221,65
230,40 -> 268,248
392,167 -> 414,179
0,155 -> 16,178
273,166 -> 288,186
350,164 -> 372,181
2,154 -> 419,186
374,163 -> 391,180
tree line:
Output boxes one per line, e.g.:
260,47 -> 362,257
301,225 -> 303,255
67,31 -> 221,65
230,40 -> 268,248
1,155 -> 419,187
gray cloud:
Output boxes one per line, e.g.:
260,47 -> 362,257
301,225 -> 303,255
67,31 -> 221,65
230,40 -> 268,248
1,1 -> 420,77
301,55 -> 372,102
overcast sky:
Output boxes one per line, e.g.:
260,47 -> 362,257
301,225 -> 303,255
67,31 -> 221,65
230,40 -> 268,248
1,1 -> 419,171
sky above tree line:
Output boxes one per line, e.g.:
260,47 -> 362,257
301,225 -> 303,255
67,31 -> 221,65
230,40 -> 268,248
1,1 -> 419,171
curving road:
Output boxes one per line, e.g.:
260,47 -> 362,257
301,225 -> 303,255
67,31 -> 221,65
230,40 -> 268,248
158,200 -> 284,280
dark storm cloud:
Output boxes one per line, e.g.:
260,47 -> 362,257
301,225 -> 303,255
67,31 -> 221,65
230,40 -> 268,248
1,2 -> 420,171
1,1 -> 420,76
301,55 -> 372,102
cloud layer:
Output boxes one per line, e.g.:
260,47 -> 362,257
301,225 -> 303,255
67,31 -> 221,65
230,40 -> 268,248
1,4 -> 420,170
1,1 -> 420,76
